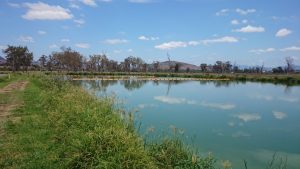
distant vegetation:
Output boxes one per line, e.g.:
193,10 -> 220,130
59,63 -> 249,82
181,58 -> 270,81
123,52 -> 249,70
0,45 -> 298,74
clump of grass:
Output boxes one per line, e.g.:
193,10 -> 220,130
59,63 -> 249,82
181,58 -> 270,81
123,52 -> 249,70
146,137 -> 216,169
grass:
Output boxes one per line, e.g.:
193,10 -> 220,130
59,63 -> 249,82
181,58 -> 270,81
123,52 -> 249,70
0,74 -> 215,169
62,71 -> 300,86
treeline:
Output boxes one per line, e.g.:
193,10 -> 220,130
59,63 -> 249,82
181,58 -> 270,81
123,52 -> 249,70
1,45 -> 296,73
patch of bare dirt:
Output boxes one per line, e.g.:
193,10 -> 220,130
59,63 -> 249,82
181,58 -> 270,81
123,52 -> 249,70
0,81 -> 28,135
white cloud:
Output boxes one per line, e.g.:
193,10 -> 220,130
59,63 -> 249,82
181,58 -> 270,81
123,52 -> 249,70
250,94 -> 273,101
74,19 -> 85,25
154,96 -> 196,105
104,39 -> 128,45
236,8 -> 256,15
231,19 -> 239,25
129,0 -> 153,3
138,35 -> 159,41
61,39 -> 70,42
233,25 -> 265,33
80,0 -> 97,7
155,36 -> 238,50
242,19 -> 248,24
22,2 -> 73,20
201,36 -> 238,45
200,101 -> 236,110
216,9 -> 229,16
272,111 -> 287,120
276,28 -> 292,37
280,46 -> 300,51
18,36 -> 34,43
234,113 -> 261,122
0,45 -> 6,50
38,30 -> 46,35
127,48 -> 133,52
49,44 -> 58,49
249,48 -> 275,54
154,96 -> 187,104
277,96 -> 298,103
155,41 -> 188,50
75,43 -> 90,48
188,41 -> 200,46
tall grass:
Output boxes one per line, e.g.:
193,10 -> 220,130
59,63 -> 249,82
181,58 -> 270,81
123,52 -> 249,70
0,74 -> 215,168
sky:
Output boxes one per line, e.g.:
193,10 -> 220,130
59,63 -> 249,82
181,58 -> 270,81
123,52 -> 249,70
0,0 -> 300,67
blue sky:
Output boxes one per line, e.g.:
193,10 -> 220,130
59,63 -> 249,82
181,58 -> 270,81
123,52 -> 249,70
0,0 -> 300,67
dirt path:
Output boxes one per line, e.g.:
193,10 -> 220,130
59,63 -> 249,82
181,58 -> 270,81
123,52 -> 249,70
0,81 -> 28,134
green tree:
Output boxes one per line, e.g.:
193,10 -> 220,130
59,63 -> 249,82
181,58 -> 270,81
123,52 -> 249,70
3,45 -> 33,71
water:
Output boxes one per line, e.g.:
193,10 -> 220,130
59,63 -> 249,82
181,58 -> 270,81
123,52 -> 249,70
77,79 -> 300,168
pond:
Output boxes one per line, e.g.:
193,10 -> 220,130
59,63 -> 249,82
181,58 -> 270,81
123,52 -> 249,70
76,79 -> 300,168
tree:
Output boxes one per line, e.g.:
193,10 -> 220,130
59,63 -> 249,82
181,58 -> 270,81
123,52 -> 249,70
38,55 -> 47,70
200,63 -> 207,72
285,56 -> 294,73
52,47 -> 83,71
3,45 -> 33,71
153,61 -> 159,72
174,63 -> 180,72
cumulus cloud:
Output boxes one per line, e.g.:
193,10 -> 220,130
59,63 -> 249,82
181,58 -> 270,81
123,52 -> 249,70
231,19 -> 239,25
276,28 -> 292,37
216,9 -> 229,16
154,96 -> 196,105
0,45 -> 6,50
233,25 -> 265,33
155,36 -> 238,50
61,39 -> 70,42
104,39 -> 128,45
155,41 -> 188,50
234,113 -> 261,122
49,44 -> 58,49
280,46 -> 300,51
201,36 -> 238,45
37,30 -> 47,35
138,35 -> 159,41
250,93 -> 273,101
200,101 -> 236,110
277,96 -> 299,103
19,36 -> 34,43
22,2 -> 73,20
74,19 -> 85,25
75,43 -> 90,48
80,0 -> 97,7
249,48 -> 275,54
272,111 -> 287,120
236,8 -> 256,15
154,96 -> 187,104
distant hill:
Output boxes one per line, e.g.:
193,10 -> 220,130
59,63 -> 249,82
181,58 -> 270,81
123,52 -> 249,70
0,56 -> 6,65
158,61 -> 200,70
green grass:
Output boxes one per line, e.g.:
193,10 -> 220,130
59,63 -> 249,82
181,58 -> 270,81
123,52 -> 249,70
61,71 -> 300,85
0,74 -> 215,168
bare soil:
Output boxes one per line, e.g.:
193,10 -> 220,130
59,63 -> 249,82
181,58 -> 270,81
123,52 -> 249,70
0,81 -> 28,135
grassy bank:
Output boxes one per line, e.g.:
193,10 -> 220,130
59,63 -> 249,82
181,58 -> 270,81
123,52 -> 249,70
64,71 -> 300,86
0,74 -> 215,168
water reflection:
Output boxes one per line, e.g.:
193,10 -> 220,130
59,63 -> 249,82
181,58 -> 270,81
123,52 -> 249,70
76,79 -> 300,169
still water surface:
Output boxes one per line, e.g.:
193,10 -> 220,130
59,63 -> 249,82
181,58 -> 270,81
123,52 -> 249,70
77,79 -> 300,168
